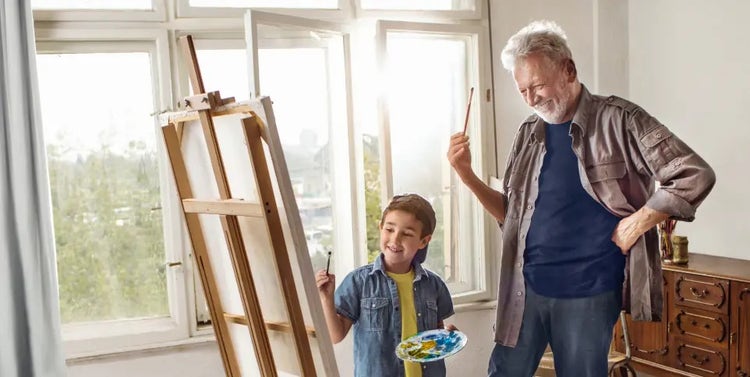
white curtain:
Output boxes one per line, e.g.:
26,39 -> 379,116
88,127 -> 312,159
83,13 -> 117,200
0,1 -> 67,376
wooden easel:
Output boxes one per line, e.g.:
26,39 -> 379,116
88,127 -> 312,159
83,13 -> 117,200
160,35 -> 329,377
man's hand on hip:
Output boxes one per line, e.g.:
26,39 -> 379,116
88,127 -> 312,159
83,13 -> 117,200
612,207 -> 670,254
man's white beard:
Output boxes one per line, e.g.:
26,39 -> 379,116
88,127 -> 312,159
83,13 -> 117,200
533,88 -> 572,124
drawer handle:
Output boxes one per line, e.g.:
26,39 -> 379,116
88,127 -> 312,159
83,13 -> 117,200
689,287 -> 709,298
690,353 -> 709,365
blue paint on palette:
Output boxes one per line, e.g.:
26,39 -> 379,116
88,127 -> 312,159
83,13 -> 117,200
395,329 -> 468,363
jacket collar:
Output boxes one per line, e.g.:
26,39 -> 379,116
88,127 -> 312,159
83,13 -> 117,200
370,253 -> 428,281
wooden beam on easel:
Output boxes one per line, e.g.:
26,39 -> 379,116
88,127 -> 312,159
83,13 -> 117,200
162,123 -> 241,376
242,116 -> 317,375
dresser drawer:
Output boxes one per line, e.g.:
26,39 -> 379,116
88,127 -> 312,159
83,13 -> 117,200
673,273 -> 729,314
673,341 -> 728,377
670,308 -> 729,348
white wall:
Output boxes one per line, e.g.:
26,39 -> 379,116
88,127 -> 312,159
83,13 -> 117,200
629,0 -> 750,261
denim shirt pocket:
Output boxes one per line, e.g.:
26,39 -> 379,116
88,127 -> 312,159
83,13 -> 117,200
360,297 -> 389,331
425,300 -> 438,329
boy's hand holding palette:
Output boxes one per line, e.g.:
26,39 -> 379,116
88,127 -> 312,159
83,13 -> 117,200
395,329 -> 468,363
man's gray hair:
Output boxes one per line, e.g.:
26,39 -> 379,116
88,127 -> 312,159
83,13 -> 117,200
501,20 -> 572,71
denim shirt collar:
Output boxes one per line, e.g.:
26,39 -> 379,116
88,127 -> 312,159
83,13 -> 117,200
369,253 -> 428,282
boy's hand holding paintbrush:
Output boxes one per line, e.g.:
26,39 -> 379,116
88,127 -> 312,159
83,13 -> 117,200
315,251 -> 335,299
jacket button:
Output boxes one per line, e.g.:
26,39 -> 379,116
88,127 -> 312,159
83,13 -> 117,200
516,291 -> 523,296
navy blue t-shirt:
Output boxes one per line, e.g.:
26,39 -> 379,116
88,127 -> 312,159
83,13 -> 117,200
524,121 -> 625,298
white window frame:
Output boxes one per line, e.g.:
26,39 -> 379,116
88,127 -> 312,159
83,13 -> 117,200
32,0 -> 167,22
354,0 -> 481,20
34,29 -> 192,358
175,0 -> 353,21
375,20 -> 495,303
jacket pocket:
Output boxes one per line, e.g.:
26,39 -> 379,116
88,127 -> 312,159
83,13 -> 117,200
640,125 -> 677,166
587,161 -> 626,183
425,300 -> 438,329
586,161 -> 635,214
361,297 -> 389,332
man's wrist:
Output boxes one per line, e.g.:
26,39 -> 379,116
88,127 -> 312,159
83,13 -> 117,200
636,206 -> 669,233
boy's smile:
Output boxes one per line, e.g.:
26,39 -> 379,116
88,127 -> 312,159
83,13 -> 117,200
379,209 -> 431,273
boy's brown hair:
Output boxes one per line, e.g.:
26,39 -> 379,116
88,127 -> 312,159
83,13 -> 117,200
379,194 -> 436,238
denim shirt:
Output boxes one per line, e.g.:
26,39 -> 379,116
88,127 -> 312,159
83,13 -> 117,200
335,254 -> 454,377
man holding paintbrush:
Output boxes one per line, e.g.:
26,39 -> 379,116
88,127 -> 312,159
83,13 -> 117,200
447,20 -> 715,376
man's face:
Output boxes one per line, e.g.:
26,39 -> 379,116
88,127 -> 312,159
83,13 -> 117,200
513,53 -> 576,124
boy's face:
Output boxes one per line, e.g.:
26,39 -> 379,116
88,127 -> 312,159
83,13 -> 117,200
379,210 -> 431,269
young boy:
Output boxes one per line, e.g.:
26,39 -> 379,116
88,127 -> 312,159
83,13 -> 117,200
315,194 -> 455,377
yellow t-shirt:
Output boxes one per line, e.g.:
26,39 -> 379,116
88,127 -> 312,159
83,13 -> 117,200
386,269 -> 422,377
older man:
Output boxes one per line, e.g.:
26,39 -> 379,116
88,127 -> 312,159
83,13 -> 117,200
447,20 -> 715,376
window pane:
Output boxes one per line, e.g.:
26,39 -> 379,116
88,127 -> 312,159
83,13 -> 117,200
195,49 -> 250,102
197,42 -> 341,276
384,33 -> 471,284
32,0 -> 151,10
257,47 -> 336,272
360,0 -> 474,11
189,0 -> 337,8
36,52 -> 167,323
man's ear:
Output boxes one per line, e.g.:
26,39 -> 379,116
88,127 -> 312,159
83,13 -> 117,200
566,59 -> 577,81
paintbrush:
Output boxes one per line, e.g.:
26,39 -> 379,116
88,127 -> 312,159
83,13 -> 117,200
325,251 -> 332,275
462,87 -> 475,135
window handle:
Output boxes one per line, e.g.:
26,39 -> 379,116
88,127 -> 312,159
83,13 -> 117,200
166,261 -> 183,268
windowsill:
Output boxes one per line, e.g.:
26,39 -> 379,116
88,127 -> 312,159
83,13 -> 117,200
64,301 -> 496,365
453,299 -> 496,313
65,334 -> 217,365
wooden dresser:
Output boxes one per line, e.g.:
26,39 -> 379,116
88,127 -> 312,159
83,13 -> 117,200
614,253 -> 750,377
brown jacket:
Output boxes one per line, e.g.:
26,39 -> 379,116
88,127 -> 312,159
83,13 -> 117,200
494,85 -> 715,346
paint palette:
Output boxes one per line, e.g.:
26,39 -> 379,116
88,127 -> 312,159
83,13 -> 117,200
395,329 -> 467,363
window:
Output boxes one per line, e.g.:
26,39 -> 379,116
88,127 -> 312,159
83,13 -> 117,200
374,21 -> 493,300
355,0 -> 480,19
195,45 -> 251,103
32,0 -> 152,10
39,51 -> 164,322
175,0 -> 348,19
359,0 -> 475,11
189,0 -> 337,8
245,10 -> 359,277
34,0 -> 493,358
35,40 -> 188,356
31,0 -> 165,21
